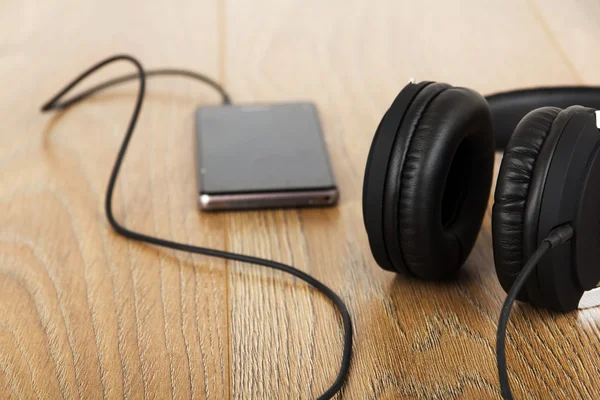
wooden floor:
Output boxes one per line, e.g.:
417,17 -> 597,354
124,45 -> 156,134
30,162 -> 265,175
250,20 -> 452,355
2,0 -> 600,398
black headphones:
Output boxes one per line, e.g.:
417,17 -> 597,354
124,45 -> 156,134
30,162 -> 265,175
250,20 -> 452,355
362,81 -> 600,312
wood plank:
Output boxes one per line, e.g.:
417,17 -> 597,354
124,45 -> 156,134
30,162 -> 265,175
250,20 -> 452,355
530,0 -> 600,84
0,1 -> 228,399
224,0 -> 595,398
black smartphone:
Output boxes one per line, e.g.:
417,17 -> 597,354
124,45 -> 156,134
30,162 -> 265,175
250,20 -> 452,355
195,102 -> 338,211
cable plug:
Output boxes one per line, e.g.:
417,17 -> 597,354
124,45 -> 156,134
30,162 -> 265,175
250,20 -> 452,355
543,223 -> 574,248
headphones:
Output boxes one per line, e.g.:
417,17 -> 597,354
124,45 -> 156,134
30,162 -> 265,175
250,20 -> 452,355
362,81 -> 600,312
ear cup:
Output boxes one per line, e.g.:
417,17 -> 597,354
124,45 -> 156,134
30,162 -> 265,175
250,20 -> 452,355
492,107 -> 562,299
387,87 -> 495,278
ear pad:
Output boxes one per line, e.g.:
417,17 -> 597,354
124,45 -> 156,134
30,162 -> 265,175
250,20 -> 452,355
492,107 -> 562,299
378,82 -> 452,274
362,81 -> 433,274
385,86 -> 495,279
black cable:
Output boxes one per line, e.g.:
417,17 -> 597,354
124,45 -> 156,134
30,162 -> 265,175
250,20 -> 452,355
43,68 -> 231,109
496,223 -> 574,400
40,54 -> 352,400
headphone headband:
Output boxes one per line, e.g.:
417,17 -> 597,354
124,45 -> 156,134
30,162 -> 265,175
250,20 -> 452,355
487,86 -> 600,150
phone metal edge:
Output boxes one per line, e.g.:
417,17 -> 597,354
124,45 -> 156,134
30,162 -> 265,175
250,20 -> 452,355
199,188 -> 338,211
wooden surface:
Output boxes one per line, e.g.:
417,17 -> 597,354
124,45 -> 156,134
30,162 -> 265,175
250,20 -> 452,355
1,0 -> 600,398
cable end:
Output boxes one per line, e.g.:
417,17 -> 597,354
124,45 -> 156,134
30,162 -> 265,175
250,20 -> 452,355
544,224 -> 574,248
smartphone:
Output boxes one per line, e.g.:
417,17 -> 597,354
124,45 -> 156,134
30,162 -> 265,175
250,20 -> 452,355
195,102 -> 339,211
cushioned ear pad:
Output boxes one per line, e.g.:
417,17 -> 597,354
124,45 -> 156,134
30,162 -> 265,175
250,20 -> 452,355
362,81 -> 433,273
492,107 -> 561,300
381,82 -> 450,274
385,87 -> 495,279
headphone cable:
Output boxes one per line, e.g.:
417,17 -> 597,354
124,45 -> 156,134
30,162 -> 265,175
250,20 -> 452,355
40,54 -> 352,400
496,223 -> 574,400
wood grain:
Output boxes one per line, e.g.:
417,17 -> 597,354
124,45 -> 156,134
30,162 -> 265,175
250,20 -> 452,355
1,0 -> 599,398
